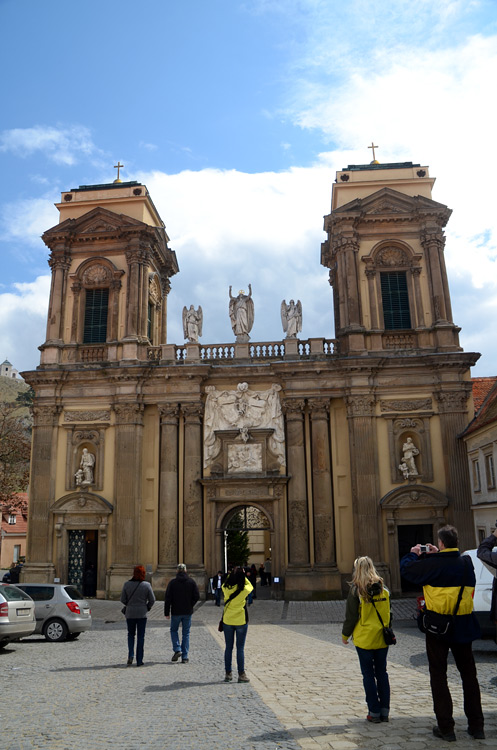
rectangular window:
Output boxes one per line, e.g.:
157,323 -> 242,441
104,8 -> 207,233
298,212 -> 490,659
472,459 -> 481,492
478,528 -> 486,544
380,271 -> 411,330
8,514 -> 16,524
485,454 -> 495,489
13,545 -> 21,563
83,288 -> 109,344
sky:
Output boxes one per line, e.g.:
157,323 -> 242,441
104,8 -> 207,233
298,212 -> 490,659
0,0 -> 496,377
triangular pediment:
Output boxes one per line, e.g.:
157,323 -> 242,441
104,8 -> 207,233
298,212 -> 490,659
43,206 -> 146,239
334,187 -> 450,219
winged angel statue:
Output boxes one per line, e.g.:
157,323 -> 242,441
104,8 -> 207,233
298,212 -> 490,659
280,299 -> 302,338
182,305 -> 203,343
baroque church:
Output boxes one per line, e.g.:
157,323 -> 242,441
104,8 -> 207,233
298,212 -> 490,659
22,160 -> 479,599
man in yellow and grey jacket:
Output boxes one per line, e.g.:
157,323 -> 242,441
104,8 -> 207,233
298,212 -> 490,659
401,524 -> 484,742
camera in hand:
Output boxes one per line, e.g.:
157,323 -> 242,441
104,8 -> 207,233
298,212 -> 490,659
419,544 -> 428,553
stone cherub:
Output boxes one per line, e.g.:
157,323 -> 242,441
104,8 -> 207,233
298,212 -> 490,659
281,299 -> 302,338
182,304 -> 203,343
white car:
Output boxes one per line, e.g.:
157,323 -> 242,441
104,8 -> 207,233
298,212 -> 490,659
0,584 -> 36,647
463,548 -> 496,638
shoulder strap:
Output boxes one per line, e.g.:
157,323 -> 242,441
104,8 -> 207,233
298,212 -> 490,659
223,586 -> 243,614
370,597 -> 387,628
453,555 -> 470,617
126,581 -> 142,605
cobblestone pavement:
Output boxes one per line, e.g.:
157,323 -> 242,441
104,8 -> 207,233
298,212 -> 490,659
1,598 -> 497,749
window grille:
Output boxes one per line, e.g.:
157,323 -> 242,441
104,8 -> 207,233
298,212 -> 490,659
380,271 -> 411,330
83,288 -> 109,344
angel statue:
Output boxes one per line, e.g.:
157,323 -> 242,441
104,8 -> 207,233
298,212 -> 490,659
182,305 -> 203,343
280,299 -> 302,339
229,285 -> 254,342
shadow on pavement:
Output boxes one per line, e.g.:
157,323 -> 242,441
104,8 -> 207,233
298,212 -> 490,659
145,680 -> 224,692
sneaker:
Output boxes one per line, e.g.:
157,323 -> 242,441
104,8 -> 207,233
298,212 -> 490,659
238,672 -> 250,683
224,671 -> 233,682
433,726 -> 456,742
182,658 -> 189,663
366,715 -> 381,724
467,728 -> 485,739
172,651 -> 182,662
380,716 -> 389,722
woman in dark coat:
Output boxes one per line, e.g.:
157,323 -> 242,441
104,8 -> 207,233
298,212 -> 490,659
120,565 -> 155,666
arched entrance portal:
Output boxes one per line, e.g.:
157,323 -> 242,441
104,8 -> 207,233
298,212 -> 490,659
222,505 -> 271,571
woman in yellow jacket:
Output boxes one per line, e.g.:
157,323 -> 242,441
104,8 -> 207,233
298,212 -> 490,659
341,557 -> 392,723
221,567 -> 253,683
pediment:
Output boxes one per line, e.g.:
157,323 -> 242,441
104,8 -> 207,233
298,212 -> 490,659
380,484 -> 448,509
51,491 -> 113,515
334,187 -> 450,219
43,206 -> 146,239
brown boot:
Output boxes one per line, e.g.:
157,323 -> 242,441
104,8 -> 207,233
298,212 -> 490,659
238,671 -> 250,683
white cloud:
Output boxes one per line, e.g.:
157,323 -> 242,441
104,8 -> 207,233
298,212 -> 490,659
0,196 -> 59,246
0,125 -> 97,166
0,276 -> 51,373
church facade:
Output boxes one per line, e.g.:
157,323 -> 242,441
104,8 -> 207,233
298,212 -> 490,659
22,161 -> 478,598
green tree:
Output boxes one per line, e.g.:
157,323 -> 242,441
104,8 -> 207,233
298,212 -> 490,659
226,510 -> 251,566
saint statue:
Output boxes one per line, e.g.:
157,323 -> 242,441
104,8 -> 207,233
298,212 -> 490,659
229,285 -> 254,342
182,304 -> 203,343
75,447 -> 95,486
280,299 -> 302,339
400,437 -> 419,478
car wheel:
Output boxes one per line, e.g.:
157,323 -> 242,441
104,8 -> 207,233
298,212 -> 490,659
44,619 -> 68,642
66,633 -> 80,640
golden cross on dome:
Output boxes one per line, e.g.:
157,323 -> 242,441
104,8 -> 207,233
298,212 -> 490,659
113,161 -> 124,183
368,142 -> 379,162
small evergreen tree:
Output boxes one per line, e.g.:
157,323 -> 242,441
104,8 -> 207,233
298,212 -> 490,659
226,510 -> 250,566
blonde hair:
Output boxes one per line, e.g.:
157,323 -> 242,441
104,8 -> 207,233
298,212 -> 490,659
350,556 -> 383,600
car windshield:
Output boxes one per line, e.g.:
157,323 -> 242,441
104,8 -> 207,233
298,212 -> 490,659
0,585 -> 33,602
64,586 -> 84,600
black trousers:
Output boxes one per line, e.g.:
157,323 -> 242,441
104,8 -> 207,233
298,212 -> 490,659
426,634 -> 484,734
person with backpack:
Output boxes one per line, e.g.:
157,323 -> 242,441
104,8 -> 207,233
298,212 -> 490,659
401,525 -> 484,741
341,556 -> 392,724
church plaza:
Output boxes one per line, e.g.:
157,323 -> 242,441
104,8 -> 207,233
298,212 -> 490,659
2,598 -> 497,749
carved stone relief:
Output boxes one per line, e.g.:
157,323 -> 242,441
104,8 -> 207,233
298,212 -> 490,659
227,444 -> 263,474
64,410 -> 111,422
381,399 -> 432,413
204,383 -> 285,469
82,264 -> 112,287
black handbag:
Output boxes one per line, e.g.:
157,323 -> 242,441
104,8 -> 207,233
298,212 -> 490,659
371,595 -> 396,646
418,555 -> 470,640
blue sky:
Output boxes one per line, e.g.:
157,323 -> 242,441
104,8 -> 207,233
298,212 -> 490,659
1,0 -> 496,376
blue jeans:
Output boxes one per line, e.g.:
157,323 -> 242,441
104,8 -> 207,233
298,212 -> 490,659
215,588 -> 222,606
223,623 -> 248,674
170,614 -> 192,658
127,617 -> 147,664
355,646 -> 390,717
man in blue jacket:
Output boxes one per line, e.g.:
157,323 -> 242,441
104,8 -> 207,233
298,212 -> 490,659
400,525 -> 484,742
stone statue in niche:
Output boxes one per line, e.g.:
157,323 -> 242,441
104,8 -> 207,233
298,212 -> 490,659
399,437 -> 419,479
280,299 -> 302,338
75,447 -> 95,486
204,382 -> 285,469
229,285 -> 254,342
182,305 -> 203,343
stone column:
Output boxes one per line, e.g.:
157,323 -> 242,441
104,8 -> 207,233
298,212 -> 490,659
160,276 -> 170,345
421,228 -> 448,323
140,252 -> 150,339
23,406 -> 59,580
157,404 -> 179,573
125,246 -> 140,339
365,268 -> 379,329
435,388 -> 474,550
411,266 -> 424,328
308,398 -> 335,566
70,280 -> 82,343
112,404 -> 144,566
46,253 -> 70,343
344,238 -> 361,328
282,399 -> 310,565
109,278 -> 122,341
346,394 -> 382,562
182,402 -> 204,571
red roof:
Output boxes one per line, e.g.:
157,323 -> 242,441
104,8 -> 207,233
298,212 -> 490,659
1,493 -> 28,535
472,377 -> 497,413
464,378 -> 497,436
